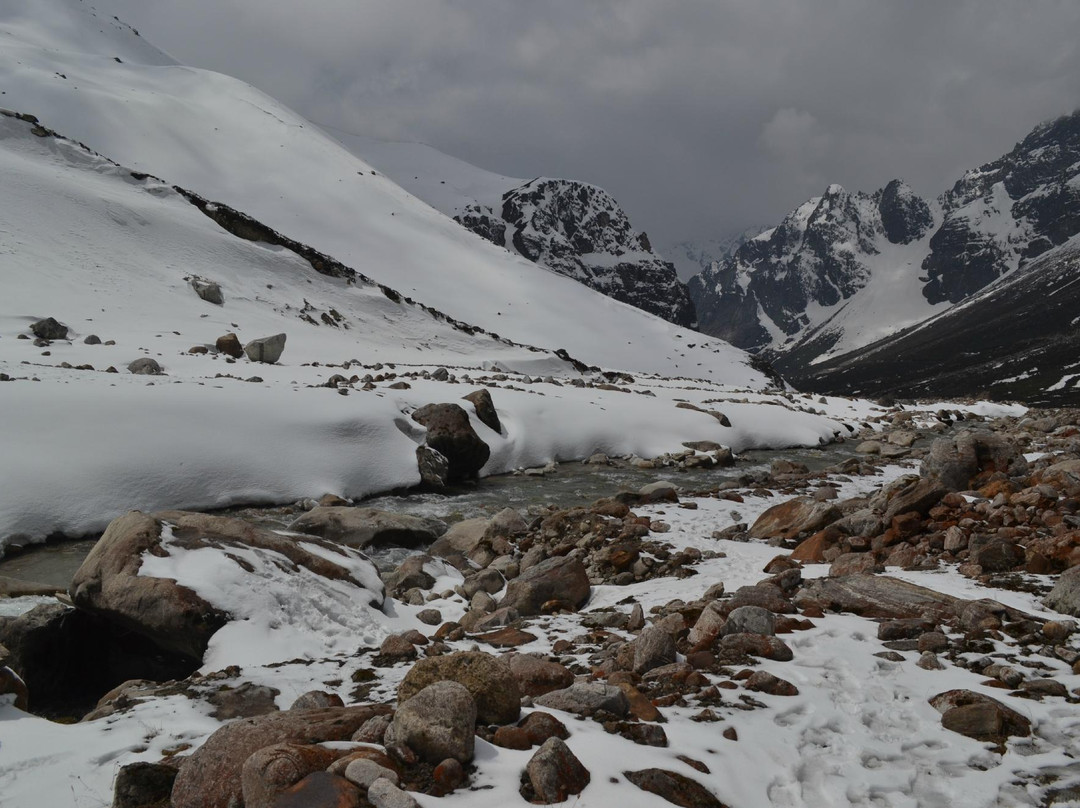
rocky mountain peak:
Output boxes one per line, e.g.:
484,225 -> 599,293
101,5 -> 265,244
456,177 -> 695,327
876,179 -> 934,245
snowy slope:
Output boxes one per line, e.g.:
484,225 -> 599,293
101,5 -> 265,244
0,110 -> 860,552
0,0 -> 727,377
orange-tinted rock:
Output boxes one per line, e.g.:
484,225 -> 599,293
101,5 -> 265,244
271,771 -> 362,808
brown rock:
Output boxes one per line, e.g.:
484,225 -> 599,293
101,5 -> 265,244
624,768 -> 728,807
828,553 -> 882,577
171,705 -> 390,808
472,627 -> 537,648
719,634 -> 793,661
929,689 -> 1031,742
750,498 -> 840,542
411,402 -> 491,482
519,711 -> 570,746
215,332 -> 244,358
271,771 -> 362,808
523,737 -> 591,804
386,681 -> 476,764
745,671 -> 799,696
506,654 -> 574,697
794,574 -> 958,619
289,507 -> 445,549
494,725 -> 534,749
242,743 -> 345,808
499,555 -> 590,617
617,682 -> 663,722
462,388 -> 502,433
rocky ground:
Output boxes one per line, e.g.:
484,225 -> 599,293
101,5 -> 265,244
4,405 -> 1080,807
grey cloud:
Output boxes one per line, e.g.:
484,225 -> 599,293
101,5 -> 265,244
95,0 -> 1080,247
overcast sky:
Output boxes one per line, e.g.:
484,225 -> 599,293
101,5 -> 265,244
95,0 -> 1079,247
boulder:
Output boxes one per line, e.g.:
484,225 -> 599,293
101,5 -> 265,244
429,517 -> 490,557
869,476 -> 948,522
367,778 -> 420,808
127,358 -> 162,375
624,769 -> 726,808
385,681 -> 477,764
750,498 -> 840,542
533,682 -> 630,718
215,332 -> 244,358
523,738 -> 591,804
794,574 -> 958,620
113,762 -> 178,808
244,333 -> 287,364
929,689 -> 1031,742
383,555 -> 437,596
462,388 -> 502,433
241,742 -> 344,808
505,654 -> 575,697
416,445 -> 449,488
921,432 -> 1028,491
271,772 -> 363,808
1044,566 -> 1080,617
288,507 -> 446,549
171,705 -> 390,808
397,650 -> 520,724
30,317 -> 68,340
499,555 -> 590,616
631,624 -> 677,674
70,510 -> 383,659
411,403 -> 490,482
190,277 -> 224,305
721,605 -> 775,637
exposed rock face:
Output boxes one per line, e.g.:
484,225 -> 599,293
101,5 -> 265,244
689,181 -> 930,352
794,574 -> 959,619
244,332 -> 286,363
70,510 -> 383,660
456,178 -> 695,327
397,651 -> 520,725
385,681 -> 477,764
288,507 -> 446,549
411,403 -> 490,482
170,705 -> 390,808
923,111 -> 1080,304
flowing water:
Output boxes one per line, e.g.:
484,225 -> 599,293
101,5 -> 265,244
0,440 -> 875,589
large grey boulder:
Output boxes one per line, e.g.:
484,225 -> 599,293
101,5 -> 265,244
499,555 -> 590,616
1044,566 -> 1080,617
190,277 -> 224,305
411,403 -> 490,482
794,574 -> 958,620
533,682 -> 630,718
630,624 -> 677,674
385,681 -> 477,763
921,432 -> 1028,491
127,358 -> 162,375
397,650 -> 520,724
289,507 -> 446,549
750,498 -> 840,542
244,333 -> 287,364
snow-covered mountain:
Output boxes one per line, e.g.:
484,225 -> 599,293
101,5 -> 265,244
349,136 -> 695,326
688,180 -> 941,360
0,0 -> 734,379
791,233 -> 1080,405
689,110 -> 1080,377
662,228 -> 768,282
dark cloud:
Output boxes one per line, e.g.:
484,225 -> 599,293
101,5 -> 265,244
95,0 -> 1080,245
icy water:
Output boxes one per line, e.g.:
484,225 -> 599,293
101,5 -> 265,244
0,441 -> 871,588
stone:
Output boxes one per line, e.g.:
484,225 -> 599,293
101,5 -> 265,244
352,714 -> 393,744
794,574 -> 958,620
397,650 -> 520,724
416,445 -> 450,488
921,432 -> 1028,491
632,624 -> 677,674
499,555 -> 590,617
191,277 -> 224,305
429,517 -> 490,557
462,388 -> 502,433
417,608 -> 442,626
1044,566 -> 1080,617
208,682 -> 280,719
30,317 -> 68,340
367,778 -> 421,808
288,507 -> 445,549
170,705 -> 390,808
969,537 -> 1024,572
244,333 -> 287,363
242,742 -> 345,808
640,481 -> 679,503
688,602 -> 726,646
533,682 -> 630,718
494,725 -> 534,749
828,553 -> 881,577
519,711 -> 570,745
71,510 -> 383,660
750,498 -> 840,542
385,681 -> 476,764
215,332 -> 244,358
431,758 -> 466,796
872,476 -> 947,522
721,605 -> 775,637
719,634 -> 793,661
290,690 -> 344,710
488,507 -> 528,538
112,762 -> 178,808
379,634 -> 418,662
930,689 -> 1031,742
624,768 -> 727,808
383,555 -> 437,595
83,334 -> 101,345
127,357 -> 162,375
0,666 -> 28,711
411,403 -> 490,482
745,671 -> 799,696
523,737 -> 590,804
271,772 -> 362,808
343,758 -> 399,789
